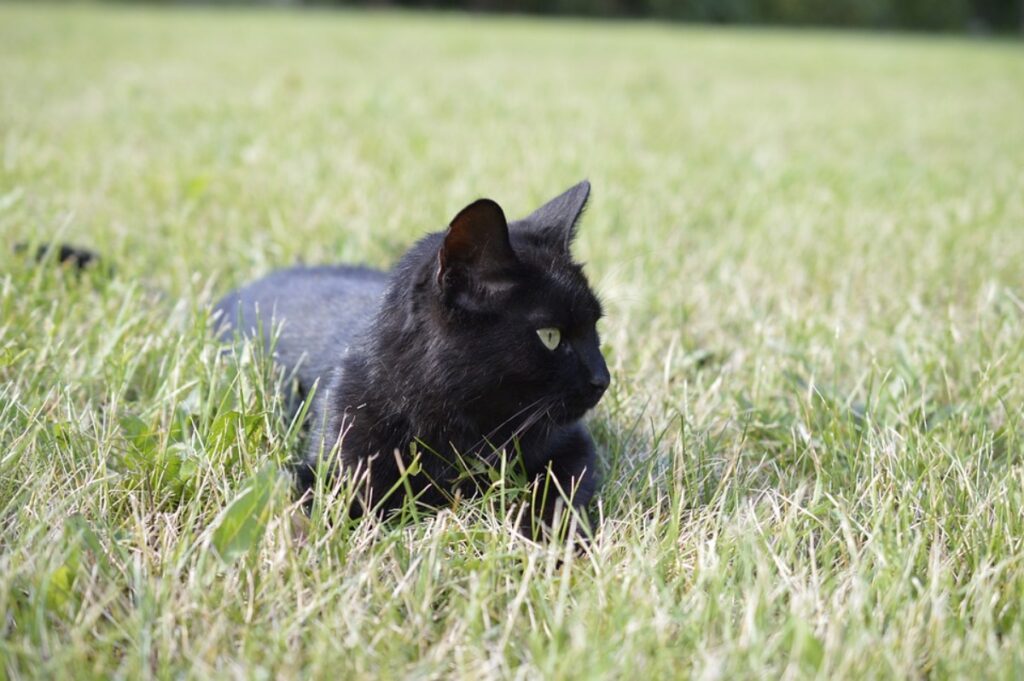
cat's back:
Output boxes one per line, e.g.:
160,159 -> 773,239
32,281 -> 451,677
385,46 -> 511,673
214,264 -> 388,393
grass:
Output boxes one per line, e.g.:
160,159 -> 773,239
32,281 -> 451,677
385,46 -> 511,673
2,3 -> 1024,678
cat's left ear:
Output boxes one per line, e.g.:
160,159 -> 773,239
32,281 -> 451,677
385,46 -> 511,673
518,179 -> 591,252
437,198 -> 518,294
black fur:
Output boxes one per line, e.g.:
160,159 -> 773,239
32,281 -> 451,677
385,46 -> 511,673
215,181 -> 609,532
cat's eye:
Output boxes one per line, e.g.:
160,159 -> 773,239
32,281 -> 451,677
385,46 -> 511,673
536,327 -> 561,351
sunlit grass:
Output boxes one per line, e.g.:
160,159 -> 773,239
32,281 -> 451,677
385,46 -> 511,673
2,3 -> 1024,678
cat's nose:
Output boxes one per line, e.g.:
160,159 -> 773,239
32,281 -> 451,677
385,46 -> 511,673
589,368 -> 610,394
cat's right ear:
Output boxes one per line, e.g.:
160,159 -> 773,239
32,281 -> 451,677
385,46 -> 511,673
437,198 -> 518,301
519,179 -> 591,253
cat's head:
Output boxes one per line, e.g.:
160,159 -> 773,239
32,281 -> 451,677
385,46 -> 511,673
432,180 -> 609,427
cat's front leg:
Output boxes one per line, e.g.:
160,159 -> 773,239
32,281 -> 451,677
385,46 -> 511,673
522,422 -> 600,542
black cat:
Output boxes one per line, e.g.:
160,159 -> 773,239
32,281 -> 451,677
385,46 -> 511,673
215,181 -> 609,534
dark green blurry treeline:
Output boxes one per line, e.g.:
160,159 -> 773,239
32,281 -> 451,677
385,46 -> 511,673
385,0 -> 1021,31
167,0 -> 1023,31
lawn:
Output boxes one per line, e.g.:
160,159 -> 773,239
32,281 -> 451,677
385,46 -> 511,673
2,3 -> 1024,678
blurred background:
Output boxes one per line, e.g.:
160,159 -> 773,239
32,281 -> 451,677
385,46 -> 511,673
126,0 -> 1024,33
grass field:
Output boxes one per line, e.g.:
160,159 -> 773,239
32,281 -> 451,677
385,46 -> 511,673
2,3 -> 1024,678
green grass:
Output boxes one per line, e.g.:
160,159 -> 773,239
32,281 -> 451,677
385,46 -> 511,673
3,3 -> 1024,678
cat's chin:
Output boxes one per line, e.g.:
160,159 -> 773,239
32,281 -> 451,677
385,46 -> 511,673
550,402 -> 597,425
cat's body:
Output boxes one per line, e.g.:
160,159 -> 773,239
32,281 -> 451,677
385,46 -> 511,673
215,264 -> 387,411
215,181 -> 608,531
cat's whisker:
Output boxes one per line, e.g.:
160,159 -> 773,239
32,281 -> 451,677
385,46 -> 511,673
472,395 -> 552,448
496,398 -> 559,453
472,397 -> 556,464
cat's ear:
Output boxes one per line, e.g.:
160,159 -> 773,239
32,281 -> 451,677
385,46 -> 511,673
518,179 -> 591,252
437,198 -> 518,294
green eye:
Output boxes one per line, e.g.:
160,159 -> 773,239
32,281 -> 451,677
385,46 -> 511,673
536,327 -> 561,351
